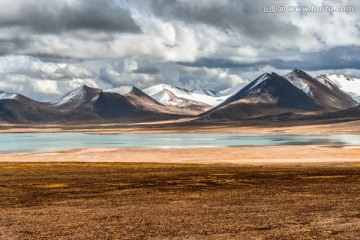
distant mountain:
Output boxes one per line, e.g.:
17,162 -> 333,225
316,74 -> 360,102
61,86 -> 193,121
79,87 -> 173,119
284,69 -> 357,110
201,73 -> 321,120
0,86 -> 191,123
143,84 -> 230,108
0,91 -> 60,123
143,84 -> 219,112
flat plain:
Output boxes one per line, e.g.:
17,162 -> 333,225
1,163 -> 360,239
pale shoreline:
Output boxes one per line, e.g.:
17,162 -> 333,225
1,145 -> 359,166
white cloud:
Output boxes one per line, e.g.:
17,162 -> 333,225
0,74 -> 99,101
0,55 -> 98,101
99,59 -> 169,89
0,55 -> 93,79
179,67 -> 249,91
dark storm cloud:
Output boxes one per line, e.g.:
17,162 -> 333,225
132,66 -> 160,74
270,46 -> 360,71
177,58 -> 256,69
0,0 -> 141,33
148,0 -> 300,41
178,46 -> 360,71
0,38 -> 30,55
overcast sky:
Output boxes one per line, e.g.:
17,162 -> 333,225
0,0 -> 359,101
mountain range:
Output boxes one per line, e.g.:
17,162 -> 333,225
0,69 -> 359,123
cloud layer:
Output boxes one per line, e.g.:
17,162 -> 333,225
0,0 -> 359,100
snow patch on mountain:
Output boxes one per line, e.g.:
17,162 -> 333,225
52,86 -> 87,107
143,84 -> 227,107
316,74 -> 360,102
316,77 -> 333,89
284,72 -> 313,97
0,91 -> 18,100
246,74 -> 270,93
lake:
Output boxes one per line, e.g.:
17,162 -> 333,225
1,133 -> 360,153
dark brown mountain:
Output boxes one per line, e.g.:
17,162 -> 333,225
284,69 -> 357,110
201,73 -> 322,120
0,93 -> 61,123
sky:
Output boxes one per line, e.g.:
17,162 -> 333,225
0,0 -> 359,101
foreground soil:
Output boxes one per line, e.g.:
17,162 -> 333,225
1,163 -> 360,239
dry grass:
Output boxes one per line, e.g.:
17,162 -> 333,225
1,163 -> 360,239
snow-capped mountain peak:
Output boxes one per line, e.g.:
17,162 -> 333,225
245,73 -> 271,93
52,85 -> 102,109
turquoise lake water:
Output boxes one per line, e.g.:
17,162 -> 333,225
0,133 -> 360,153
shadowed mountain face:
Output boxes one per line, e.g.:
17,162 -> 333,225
284,69 -> 357,110
0,94 -> 62,123
201,73 -> 321,120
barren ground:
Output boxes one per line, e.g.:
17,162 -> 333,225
1,163 -> 360,239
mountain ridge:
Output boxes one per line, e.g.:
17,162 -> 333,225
1,69 -> 360,123
284,69 -> 357,110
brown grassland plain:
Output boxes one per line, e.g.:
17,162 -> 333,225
1,163 -> 360,239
